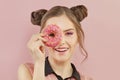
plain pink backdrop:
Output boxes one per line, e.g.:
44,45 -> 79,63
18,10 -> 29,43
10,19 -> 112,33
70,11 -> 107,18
0,0 -> 120,80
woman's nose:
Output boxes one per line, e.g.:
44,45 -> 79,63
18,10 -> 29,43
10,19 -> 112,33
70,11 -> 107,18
59,36 -> 65,46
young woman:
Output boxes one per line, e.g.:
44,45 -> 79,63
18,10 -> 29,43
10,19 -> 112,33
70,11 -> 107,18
18,5 -> 92,80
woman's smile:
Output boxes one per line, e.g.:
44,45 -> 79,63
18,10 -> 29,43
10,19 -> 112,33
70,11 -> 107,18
54,47 -> 69,54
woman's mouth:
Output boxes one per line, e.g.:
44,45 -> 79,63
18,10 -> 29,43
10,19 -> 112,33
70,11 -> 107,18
54,47 -> 69,52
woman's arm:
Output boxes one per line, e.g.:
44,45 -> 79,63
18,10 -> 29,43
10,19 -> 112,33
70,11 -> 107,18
32,61 -> 45,80
18,33 -> 46,80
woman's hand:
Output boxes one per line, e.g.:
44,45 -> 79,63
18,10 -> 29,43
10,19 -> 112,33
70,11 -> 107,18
27,33 -> 47,62
26,33 -> 47,80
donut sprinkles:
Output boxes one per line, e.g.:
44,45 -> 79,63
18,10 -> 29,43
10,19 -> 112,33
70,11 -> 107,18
43,24 -> 62,48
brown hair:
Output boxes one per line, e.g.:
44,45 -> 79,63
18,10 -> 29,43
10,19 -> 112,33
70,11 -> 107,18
31,5 -> 88,62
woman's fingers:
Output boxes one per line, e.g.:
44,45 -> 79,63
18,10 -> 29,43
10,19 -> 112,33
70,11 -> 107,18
31,39 -> 45,53
27,33 -> 47,46
32,33 -> 47,42
40,33 -> 45,37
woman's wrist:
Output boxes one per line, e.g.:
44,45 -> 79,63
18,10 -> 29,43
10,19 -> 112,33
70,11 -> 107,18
35,58 -> 45,64
33,59 -> 45,80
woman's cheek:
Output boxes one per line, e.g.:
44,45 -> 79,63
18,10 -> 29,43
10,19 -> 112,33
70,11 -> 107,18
66,38 -> 75,46
66,36 -> 77,44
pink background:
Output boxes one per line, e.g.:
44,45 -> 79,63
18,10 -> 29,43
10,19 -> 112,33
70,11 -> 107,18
0,0 -> 120,80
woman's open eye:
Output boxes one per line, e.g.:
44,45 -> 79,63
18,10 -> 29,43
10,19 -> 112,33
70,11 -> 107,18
65,32 -> 73,36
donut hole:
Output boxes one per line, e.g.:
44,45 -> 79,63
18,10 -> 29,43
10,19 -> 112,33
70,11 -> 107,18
49,33 -> 55,37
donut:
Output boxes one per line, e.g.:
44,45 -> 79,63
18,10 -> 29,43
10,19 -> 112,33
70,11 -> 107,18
43,24 -> 62,48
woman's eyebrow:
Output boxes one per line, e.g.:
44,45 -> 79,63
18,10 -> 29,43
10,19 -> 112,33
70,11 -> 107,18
63,28 -> 75,32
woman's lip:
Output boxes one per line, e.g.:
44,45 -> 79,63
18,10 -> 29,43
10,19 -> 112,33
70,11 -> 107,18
54,46 -> 69,49
54,48 -> 69,52
54,47 -> 69,50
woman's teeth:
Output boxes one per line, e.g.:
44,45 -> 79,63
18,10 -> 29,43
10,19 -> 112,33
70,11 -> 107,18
55,48 -> 68,52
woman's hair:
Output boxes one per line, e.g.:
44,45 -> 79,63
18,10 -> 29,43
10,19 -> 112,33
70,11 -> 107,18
31,5 -> 88,62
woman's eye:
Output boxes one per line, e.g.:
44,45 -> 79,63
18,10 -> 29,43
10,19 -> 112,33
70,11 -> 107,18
65,32 -> 73,36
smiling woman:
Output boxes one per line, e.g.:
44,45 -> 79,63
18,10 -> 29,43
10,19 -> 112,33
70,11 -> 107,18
18,5 -> 92,80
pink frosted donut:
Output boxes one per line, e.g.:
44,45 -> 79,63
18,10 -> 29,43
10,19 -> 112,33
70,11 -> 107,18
43,24 -> 62,48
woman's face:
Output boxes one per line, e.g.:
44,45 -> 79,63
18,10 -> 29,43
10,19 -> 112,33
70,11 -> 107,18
42,15 -> 78,62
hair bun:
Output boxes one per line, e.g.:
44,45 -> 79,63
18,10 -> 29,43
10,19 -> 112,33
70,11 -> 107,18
31,9 -> 47,26
70,5 -> 88,22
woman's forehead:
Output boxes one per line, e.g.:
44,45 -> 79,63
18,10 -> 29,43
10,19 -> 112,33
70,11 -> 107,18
44,15 -> 75,30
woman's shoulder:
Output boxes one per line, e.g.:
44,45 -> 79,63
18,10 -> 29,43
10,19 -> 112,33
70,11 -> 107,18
18,63 -> 34,80
80,74 -> 93,80
18,63 -> 34,76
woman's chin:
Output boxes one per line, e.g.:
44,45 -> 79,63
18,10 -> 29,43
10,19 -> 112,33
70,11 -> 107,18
53,54 -> 71,63
54,58 -> 69,63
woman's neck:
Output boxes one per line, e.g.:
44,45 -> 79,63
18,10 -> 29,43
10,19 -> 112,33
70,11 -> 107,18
48,57 -> 73,79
